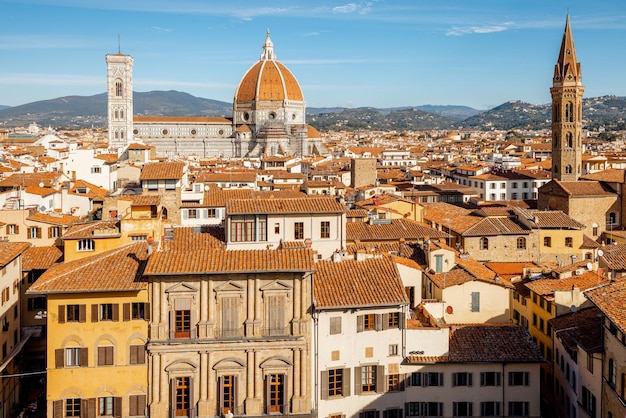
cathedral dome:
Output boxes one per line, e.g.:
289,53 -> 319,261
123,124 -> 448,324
234,32 -> 303,103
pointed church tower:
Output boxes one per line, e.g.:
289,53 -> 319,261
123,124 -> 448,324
105,48 -> 134,148
550,15 -> 584,181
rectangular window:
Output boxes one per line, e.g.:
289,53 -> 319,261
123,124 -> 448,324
582,386 -> 596,417
175,310 -> 191,338
382,409 -> 402,418
423,372 -> 443,387
480,402 -> 501,416
361,365 -> 377,393
406,402 -> 420,416
66,347 -> 81,366
358,314 -> 376,332
388,344 -> 398,356
544,236 -> 551,247
99,396 -> 114,416
453,402 -> 473,417
422,402 -> 443,417
221,297 -> 239,338
453,372 -> 473,386
28,226 -> 42,239
132,302 -> 147,320
565,237 -> 573,247
508,401 -> 529,416
48,226 -> 62,238
480,372 -> 501,386
6,224 -> 18,235
320,221 -> 330,239
360,411 -> 377,418
387,374 -> 401,391
77,239 -> 95,251
165,179 -> 176,190
508,371 -> 529,386
587,353 -> 594,373
470,292 -> 480,312
146,180 -> 158,190
27,297 -> 46,311
67,304 -> 81,322
128,394 -> 146,417
221,375 -> 236,414
329,368 -> 343,397
410,372 -> 421,387
329,317 -> 341,335
98,346 -> 114,366
100,304 -> 114,321
66,398 -> 81,417
387,312 -> 400,328
207,208 -> 217,218
230,215 -> 256,242
187,209 -> 198,219
294,222 -> 304,240
129,345 -> 145,365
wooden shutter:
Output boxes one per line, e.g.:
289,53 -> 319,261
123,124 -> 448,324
169,311 -> 175,339
112,304 -> 119,321
264,376 -> 271,414
281,373 -> 288,414
55,349 -> 64,368
123,303 -> 130,321
48,227 -> 53,239
58,305 -> 65,323
438,373 -> 444,386
342,367 -> 351,396
129,394 -> 146,416
144,303 -> 151,320
232,375 -> 238,415
357,315 -> 364,333
382,313 -> 390,330
400,312 -> 406,329
375,314 -> 383,331
354,366 -> 362,395
98,347 -> 105,366
400,373 -> 406,391
15,225 -> 19,234
375,365 -> 385,393
218,376 -> 224,414
37,228 -> 41,238
404,403 -> 409,417
321,370 -> 329,400
80,347 -> 88,367
53,400 -> 63,418
82,398 -> 96,418
170,379 -> 177,418
468,373 -> 473,386
91,304 -> 99,322
496,372 -> 501,386
113,397 -> 122,418
79,304 -> 86,322
190,309 -> 196,339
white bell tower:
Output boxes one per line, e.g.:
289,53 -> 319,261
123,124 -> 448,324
105,49 -> 134,148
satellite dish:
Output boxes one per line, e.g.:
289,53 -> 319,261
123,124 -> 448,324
39,206 -> 46,212
39,182 -> 44,188
570,305 -> 577,313
586,262 -> 593,270
598,249 -> 604,257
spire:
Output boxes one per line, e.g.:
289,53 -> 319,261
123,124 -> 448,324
260,29 -> 276,61
553,14 -> 582,85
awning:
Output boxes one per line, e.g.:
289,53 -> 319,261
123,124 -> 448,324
0,332 -> 32,373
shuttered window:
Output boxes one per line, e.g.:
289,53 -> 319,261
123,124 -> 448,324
221,297 -> 239,337
129,345 -> 146,365
267,295 -> 285,336
97,346 -> 114,366
329,317 -> 341,335
128,394 -> 146,416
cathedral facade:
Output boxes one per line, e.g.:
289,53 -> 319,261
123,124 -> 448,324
106,32 -> 327,158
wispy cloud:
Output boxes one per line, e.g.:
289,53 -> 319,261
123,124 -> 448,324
446,22 -> 514,36
332,1 -> 376,15
151,26 -> 173,33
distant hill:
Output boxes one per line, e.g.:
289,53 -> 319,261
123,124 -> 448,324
1,91 -> 625,131
0,105 -> 9,111
0,91 -> 232,129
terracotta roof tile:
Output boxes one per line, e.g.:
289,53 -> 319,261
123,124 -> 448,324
94,153 -> 119,164
21,246 -> 63,270
24,185 -> 56,196
347,219 -> 448,242
28,242 -> 148,294
62,220 -> 120,240
0,172 -> 60,188
314,256 -> 409,308
598,244 -> 626,270
558,180 -> 616,197
226,197 -> 345,215
139,161 -> 185,180
549,307 -> 603,353
162,226 -> 225,251
145,248 -> 315,275
525,271 -> 608,297
202,188 -> 304,208
448,325 -> 544,363
26,212 -> 80,226
580,169 -> 625,183
586,279 -> 626,335
0,242 -> 30,266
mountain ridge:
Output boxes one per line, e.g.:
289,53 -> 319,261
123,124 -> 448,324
1,91 -> 625,131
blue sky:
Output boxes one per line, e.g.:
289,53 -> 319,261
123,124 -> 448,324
1,0 -> 626,110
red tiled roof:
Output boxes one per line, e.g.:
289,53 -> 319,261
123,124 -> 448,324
448,325 -> 544,363
580,169 -> 625,183
0,242 -> 30,266
27,212 -> 80,226
226,197 -> 345,215
314,256 -> 408,308
62,220 -> 120,240
586,280 -> 626,334
27,242 -> 148,294
21,246 -> 63,271
139,161 -> 185,180
347,219 -> 448,242
549,307 -> 603,354
145,248 -> 315,275
525,271 -> 608,297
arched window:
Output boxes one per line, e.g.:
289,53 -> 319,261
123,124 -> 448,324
566,132 -> 573,148
516,237 -> 526,250
114,131 -> 119,139
565,165 -> 572,174
479,237 -> 489,250
114,110 -> 119,119
115,81 -> 123,97
565,102 -> 574,122
120,110 -> 124,119
120,130 -> 124,139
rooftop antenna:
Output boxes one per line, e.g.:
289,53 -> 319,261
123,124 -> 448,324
118,33 -> 121,54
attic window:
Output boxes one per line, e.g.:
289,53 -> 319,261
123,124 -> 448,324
76,187 -> 88,194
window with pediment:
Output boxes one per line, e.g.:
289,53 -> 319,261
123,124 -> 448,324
261,281 -> 292,337
215,281 -> 245,338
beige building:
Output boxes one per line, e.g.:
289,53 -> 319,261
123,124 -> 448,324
143,237 -> 316,418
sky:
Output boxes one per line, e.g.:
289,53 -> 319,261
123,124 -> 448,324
1,0 -> 626,110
